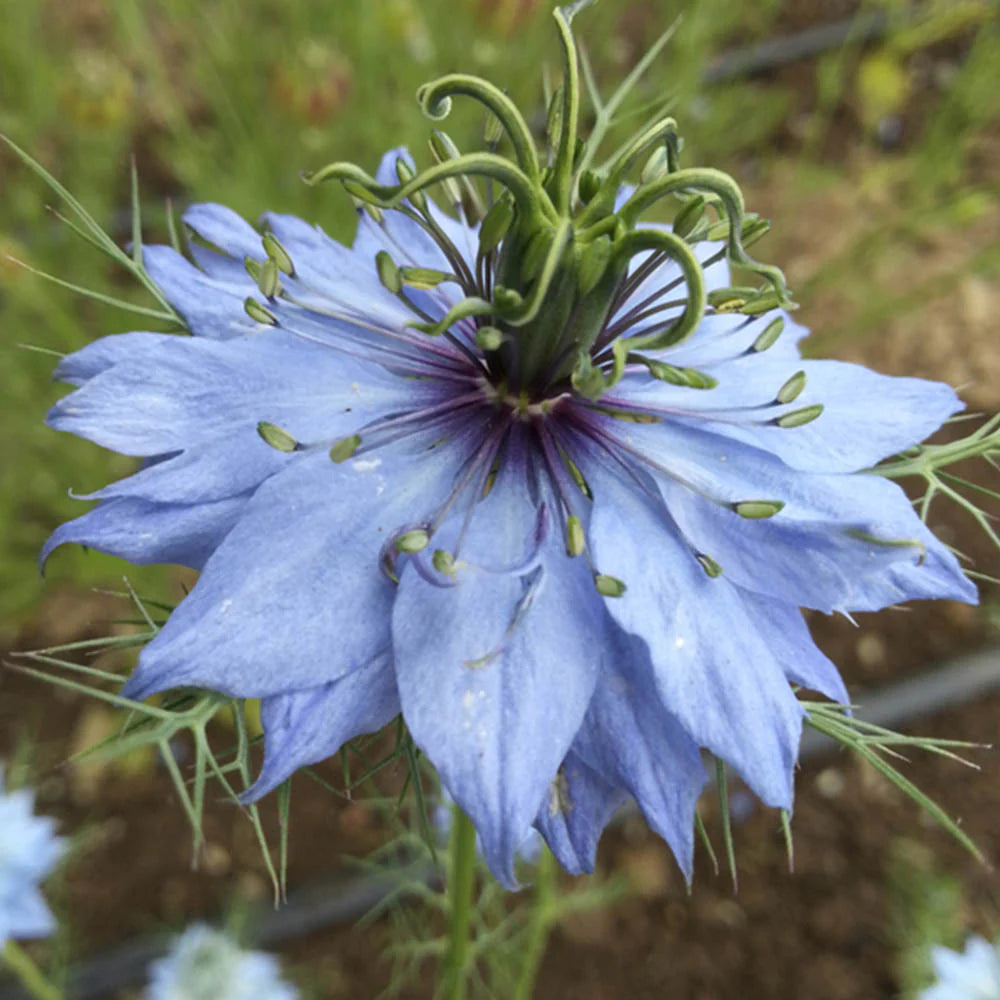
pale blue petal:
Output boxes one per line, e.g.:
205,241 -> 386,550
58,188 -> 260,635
393,447 -> 606,887
41,495 -> 247,571
245,652 -> 399,801
615,353 -> 964,473
124,432 -> 481,700
534,752 -> 626,876
587,416 -> 975,612
87,433 -> 291,504
738,595 -> 848,703
143,244 -> 257,339
570,630 -> 707,878
53,332 -> 172,386
183,203 -> 264,259
583,456 -> 803,809
48,329 -> 430,457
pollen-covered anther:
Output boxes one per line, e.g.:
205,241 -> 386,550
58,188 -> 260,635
432,548 -> 457,578
732,499 -> 785,519
594,573 -> 627,597
329,434 -> 362,463
395,529 -> 430,554
775,404 -> 824,429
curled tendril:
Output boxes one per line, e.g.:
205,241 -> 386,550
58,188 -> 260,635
416,75 -> 541,186
616,167 -> 790,305
613,227 -> 707,353
550,4 -> 585,214
578,116 -> 680,222
303,153 -> 558,229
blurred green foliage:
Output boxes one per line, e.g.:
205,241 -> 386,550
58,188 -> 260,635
0,0 -> 997,634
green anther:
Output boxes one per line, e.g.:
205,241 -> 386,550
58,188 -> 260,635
740,291 -> 788,316
478,197 -> 514,253
776,370 -> 807,404
262,232 -> 294,275
475,326 -> 504,351
776,404 -> 824,429
846,530 -> 927,565
375,251 -> 402,294
395,529 -> 430,554
704,218 -> 731,242
256,258 -> 281,299
732,499 -> 785,519
708,286 -> 757,311
558,447 -> 593,499
640,145 -> 669,185
433,549 -> 457,576
329,434 -> 362,463
591,405 -> 662,424
430,129 -> 462,163
343,180 -> 383,205
645,360 -> 718,390
594,573 -> 627,598
362,203 -> 384,224
673,195 -> 706,239
244,256 -> 262,282
578,236 -> 613,296
741,215 -> 771,247
400,266 -> 453,289
257,421 -> 298,453
578,169 -> 602,204
394,158 -> 415,184
565,515 -> 585,557
484,110 -> 504,146
545,85 -> 564,152
244,297 -> 277,325
519,229 -> 552,283
696,553 -> 723,578
752,317 -> 784,352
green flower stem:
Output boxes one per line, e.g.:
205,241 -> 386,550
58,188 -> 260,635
441,804 -> 478,1000
2,941 -> 62,1000
513,848 -> 557,1000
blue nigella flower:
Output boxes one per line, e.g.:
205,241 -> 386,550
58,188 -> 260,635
0,769 -> 63,948
147,924 -> 298,1000
42,7 -> 975,888
921,937 -> 1000,1000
